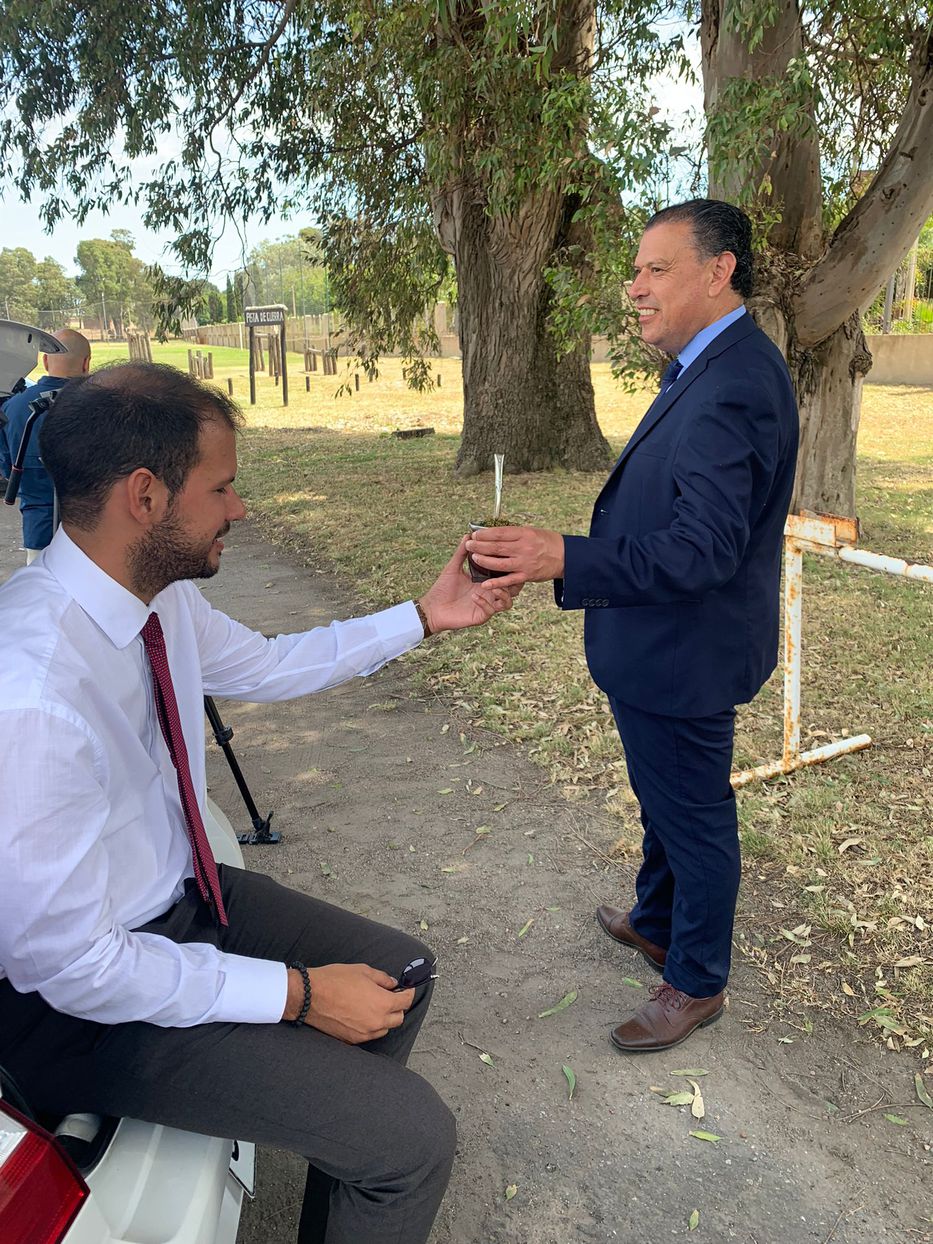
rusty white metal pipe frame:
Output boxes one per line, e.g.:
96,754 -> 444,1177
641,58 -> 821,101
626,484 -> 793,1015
731,513 -> 932,788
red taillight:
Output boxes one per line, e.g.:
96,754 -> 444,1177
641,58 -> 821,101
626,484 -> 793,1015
0,1100 -> 89,1244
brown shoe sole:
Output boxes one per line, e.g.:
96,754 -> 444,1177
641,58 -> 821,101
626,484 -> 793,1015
609,1005 -> 724,1054
595,910 -> 665,975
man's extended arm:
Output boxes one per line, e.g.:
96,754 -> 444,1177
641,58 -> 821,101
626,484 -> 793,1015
467,386 -> 782,605
190,534 -> 516,701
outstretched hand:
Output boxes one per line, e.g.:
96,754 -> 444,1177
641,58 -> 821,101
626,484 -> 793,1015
465,525 -> 565,583
418,535 -> 521,634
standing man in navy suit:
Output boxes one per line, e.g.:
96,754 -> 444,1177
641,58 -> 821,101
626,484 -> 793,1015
468,199 -> 799,1052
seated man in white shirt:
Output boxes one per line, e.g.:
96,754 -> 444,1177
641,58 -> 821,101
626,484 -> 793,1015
0,362 -> 517,1244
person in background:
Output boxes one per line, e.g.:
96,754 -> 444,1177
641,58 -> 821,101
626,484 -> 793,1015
0,328 -> 91,561
468,199 -> 799,1053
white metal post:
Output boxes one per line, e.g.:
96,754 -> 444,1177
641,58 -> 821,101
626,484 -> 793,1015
730,511 -> 928,788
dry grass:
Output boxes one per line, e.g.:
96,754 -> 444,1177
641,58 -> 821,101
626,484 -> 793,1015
98,342 -> 933,1048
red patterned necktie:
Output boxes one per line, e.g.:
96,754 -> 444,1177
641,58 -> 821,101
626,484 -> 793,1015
141,612 -> 229,926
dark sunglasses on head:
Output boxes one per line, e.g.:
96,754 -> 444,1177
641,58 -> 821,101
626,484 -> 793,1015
392,956 -> 438,992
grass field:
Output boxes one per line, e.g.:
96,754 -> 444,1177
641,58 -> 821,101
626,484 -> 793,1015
94,341 -> 933,1046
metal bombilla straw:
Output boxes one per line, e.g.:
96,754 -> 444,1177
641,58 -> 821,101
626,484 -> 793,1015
493,453 -> 504,521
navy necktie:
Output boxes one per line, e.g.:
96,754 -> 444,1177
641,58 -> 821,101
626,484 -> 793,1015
660,359 -> 683,392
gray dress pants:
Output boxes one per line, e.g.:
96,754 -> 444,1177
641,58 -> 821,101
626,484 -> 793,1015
0,865 -> 456,1244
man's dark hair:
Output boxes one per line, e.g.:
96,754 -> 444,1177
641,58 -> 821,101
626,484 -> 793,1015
646,199 -> 754,298
40,361 -> 244,530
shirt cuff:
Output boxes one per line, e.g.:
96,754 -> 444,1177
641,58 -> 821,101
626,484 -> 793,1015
215,955 -> 289,1024
377,601 -> 425,655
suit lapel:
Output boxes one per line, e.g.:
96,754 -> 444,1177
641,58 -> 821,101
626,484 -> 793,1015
603,313 -> 760,484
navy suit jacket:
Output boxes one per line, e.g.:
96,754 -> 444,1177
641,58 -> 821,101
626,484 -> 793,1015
557,313 -> 799,718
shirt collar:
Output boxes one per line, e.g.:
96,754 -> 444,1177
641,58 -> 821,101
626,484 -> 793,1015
677,305 -> 746,377
44,527 -> 152,650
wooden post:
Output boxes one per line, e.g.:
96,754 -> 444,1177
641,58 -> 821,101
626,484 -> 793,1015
188,348 -> 194,376
227,377 -> 233,396
354,373 -> 360,391
305,375 -> 310,392
206,352 -> 214,380
248,325 -> 256,405
280,320 -> 288,407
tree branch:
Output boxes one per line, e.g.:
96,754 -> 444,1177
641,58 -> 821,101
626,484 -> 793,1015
794,26 -> 933,348
205,0 -> 299,133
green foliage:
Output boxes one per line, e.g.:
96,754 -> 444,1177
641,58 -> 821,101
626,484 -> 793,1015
34,258 -> 78,326
243,233 -> 328,316
0,247 -> 77,326
0,247 -> 40,321
0,0 -> 926,373
75,233 -> 156,331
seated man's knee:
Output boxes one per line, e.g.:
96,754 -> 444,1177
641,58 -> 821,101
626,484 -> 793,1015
395,1075 -> 456,1179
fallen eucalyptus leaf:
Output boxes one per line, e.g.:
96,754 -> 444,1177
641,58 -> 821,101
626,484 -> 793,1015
688,1209 -> 700,1231
662,1091 -> 695,1107
562,1065 -> 576,1101
437,788 -> 453,795
479,1052 -> 494,1067
419,919 -> 429,931
518,918 -> 534,939
689,1130 -> 722,1143
894,954 -> 925,968
915,1073 -> 933,1110
688,1079 -> 705,1120
671,1068 -> 708,1077
884,1113 -> 909,1126
538,990 -> 578,1018
621,976 -> 643,989
505,1184 -> 518,1201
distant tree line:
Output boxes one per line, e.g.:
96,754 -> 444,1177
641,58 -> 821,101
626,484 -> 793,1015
0,227 -> 329,336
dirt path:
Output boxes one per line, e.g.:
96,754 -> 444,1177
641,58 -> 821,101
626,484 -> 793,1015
2,507 -> 928,1243
200,522 -> 931,1244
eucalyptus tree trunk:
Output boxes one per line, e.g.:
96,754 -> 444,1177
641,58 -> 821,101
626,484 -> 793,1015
702,0 -> 933,518
432,0 -> 612,478
440,191 -> 611,476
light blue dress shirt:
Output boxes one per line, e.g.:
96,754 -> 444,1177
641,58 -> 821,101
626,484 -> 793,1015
676,305 -> 747,379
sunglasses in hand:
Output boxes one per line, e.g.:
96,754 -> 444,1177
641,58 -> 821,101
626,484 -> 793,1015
392,956 -> 438,992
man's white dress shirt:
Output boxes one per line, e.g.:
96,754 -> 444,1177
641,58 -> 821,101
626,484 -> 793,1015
0,529 -> 423,1027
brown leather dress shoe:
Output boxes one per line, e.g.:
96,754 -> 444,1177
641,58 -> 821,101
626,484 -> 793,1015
596,905 -> 666,974
610,982 -> 725,1053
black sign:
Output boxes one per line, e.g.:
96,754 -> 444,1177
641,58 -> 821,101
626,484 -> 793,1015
245,305 -> 287,326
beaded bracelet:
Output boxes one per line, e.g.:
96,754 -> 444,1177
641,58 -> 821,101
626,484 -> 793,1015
289,961 -> 312,1027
